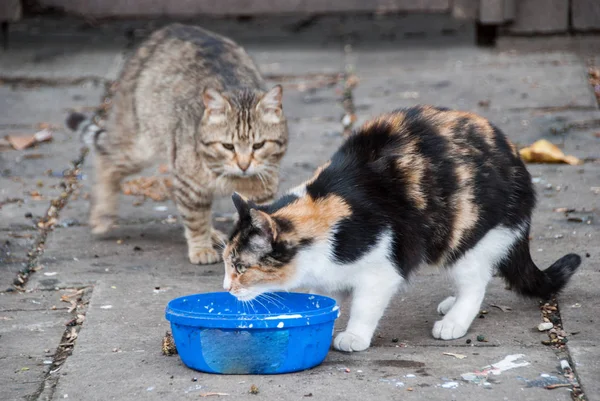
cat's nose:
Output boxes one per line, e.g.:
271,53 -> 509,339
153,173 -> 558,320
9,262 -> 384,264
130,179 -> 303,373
237,159 -> 251,172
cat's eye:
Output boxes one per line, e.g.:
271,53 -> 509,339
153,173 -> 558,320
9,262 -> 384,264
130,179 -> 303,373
234,263 -> 246,274
222,143 -> 235,151
252,141 -> 265,150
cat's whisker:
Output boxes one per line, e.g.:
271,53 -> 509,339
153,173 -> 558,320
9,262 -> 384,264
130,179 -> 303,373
253,297 -> 271,314
260,293 -> 286,309
256,172 -> 268,192
248,299 -> 258,314
258,293 -> 281,309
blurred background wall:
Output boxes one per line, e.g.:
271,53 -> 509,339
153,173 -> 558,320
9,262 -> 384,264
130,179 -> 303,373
2,1 -> 599,45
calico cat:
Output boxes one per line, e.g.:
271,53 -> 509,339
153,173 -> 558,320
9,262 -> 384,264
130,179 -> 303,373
67,23 -> 288,265
222,106 -> 581,352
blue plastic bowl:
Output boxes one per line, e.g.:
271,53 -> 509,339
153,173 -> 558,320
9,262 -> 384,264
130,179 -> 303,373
165,292 -> 339,374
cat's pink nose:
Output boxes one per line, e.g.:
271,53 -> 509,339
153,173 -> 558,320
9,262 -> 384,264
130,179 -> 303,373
237,161 -> 250,172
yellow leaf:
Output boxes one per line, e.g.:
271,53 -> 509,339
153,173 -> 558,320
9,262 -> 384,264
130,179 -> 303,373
519,139 -> 582,165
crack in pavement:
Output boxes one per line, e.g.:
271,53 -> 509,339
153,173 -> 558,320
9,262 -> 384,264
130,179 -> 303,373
0,76 -> 110,88
7,77 -> 118,293
539,299 -> 586,401
10,147 -> 88,292
28,287 -> 93,401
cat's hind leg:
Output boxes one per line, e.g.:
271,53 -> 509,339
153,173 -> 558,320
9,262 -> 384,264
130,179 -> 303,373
432,225 -> 522,340
90,152 -> 142,234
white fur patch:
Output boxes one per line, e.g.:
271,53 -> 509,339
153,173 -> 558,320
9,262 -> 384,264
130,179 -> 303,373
432,225 -> 524,340
292,230 -> 403,352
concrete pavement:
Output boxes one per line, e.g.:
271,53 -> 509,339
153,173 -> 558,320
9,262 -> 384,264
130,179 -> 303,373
1,15 -> 598,401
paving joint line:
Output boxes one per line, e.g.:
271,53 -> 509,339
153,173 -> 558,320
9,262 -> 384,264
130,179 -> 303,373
540,298 -> 587,400
0,75 -> 111,88
9,147 -> 88,292
7,76 -> 119,292
28,286 -> 93,401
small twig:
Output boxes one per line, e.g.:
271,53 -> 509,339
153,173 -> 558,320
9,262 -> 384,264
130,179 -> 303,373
545,383 -> 572,390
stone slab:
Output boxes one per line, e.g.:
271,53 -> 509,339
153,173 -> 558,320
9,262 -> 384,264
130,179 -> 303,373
0,356 -> 48,401
352,63 -> 596,125
505,0 -> 569,34
37,0 -> 450,18
0,85 -> 105,127
572,0 -> 600,31
52,337 -> 568,400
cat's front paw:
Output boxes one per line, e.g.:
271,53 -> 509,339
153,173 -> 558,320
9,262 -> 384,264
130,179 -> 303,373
89,215 -> 115,235
437,296 -> 456,315
333,331 -> 370,352
432,318 -> 468,340
189,247 -> 222,265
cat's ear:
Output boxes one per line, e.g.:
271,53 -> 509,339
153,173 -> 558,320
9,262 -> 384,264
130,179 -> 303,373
203,88 -> 231,123
232,192 -> 250,221
249,209 -> 278,241
256,85 -> 283,124
232,192 -> 258,222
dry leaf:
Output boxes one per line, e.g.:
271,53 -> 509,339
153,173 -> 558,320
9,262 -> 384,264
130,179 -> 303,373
6,129 -> 53,150
122,177 -> 172,202
162,331 -> 177,356
553,207 -> 575,213
519,139 -> 582,165
7,135 -> 37,150
443,352 -> 467,359
157,164 -> 170,174
200,393 -> 229,397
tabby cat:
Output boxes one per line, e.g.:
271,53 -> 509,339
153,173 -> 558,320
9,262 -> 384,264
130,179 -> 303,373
222,106 -> 581,352
67,24 -> 288,265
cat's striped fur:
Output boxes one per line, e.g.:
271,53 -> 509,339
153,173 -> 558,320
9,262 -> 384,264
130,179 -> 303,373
223,106 -> 581,352
67,24 -> 288,264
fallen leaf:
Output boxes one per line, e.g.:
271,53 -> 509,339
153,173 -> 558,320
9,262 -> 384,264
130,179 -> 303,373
6,129 -> 53,150
200,393 -> 230,397
519,139 -> 582,165
122,176 -> 172,202
8,233 -> 33,239
553,207 -> 575,213
443,352 -> 467,359
157,164 -> 170,174
30,190 -> 44,201
7,135 -> 37,150
162,331 -> 177,356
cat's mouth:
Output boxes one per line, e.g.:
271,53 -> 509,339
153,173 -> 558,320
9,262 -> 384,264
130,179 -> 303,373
230,289 -> 260,302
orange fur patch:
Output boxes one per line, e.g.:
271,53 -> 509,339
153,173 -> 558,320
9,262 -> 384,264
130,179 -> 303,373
395,138 -> 427,210
274,194 -> 351,241
448,164 -> 479,251
238,263 -> 296,288
360,112 -> 406,133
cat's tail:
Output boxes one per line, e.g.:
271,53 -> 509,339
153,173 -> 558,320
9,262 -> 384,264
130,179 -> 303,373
66,112 -> 106,151
498,233 -> 581,298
